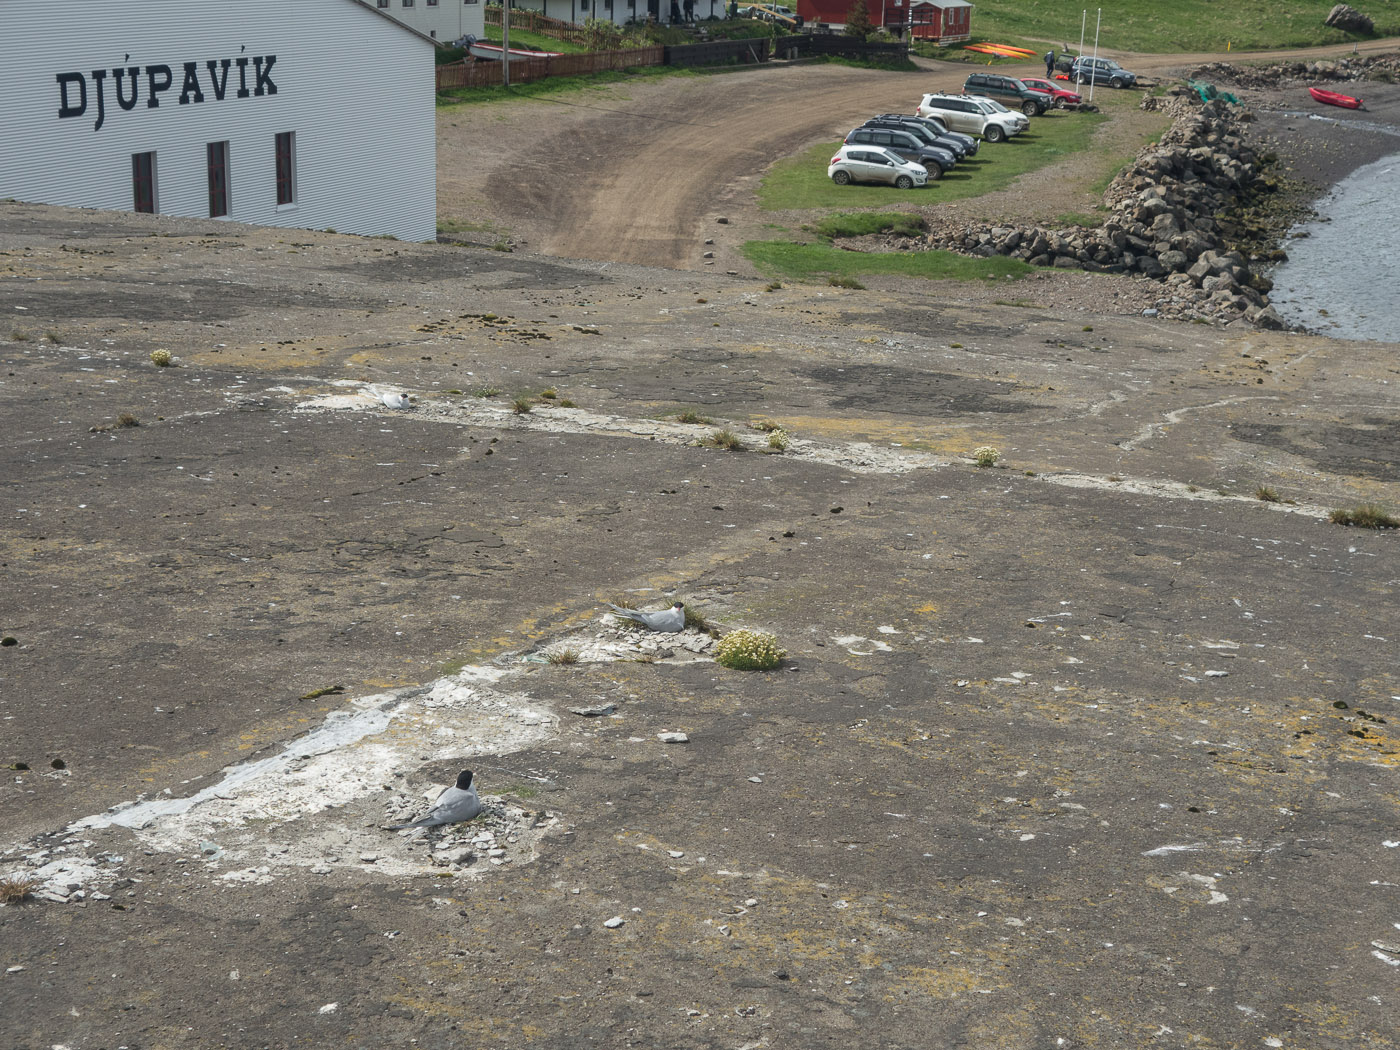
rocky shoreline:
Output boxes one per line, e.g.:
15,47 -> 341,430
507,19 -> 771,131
878,53 -> 1400,330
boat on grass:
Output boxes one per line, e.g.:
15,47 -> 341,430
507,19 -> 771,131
469,42 -> 564,62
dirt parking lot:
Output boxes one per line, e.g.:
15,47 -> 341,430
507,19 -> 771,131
3,46 -> 1400,1050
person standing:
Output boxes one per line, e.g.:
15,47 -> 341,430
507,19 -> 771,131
1045,50 -> 1056,76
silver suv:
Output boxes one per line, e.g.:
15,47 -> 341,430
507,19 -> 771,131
916,93 -> 1026,142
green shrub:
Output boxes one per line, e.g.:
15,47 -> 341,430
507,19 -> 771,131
714,629 -> 785,671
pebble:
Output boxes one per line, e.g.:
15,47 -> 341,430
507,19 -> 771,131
748,776 -> 763,784
657,732 -> 689,743
603,916 -> 625,929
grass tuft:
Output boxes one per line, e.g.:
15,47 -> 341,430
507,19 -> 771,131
116,413 -> 140,428
546,648 -> 581,665
1329,504 -> 1399,530
1255,485 -> 1280,503
0,874 -> 40,904
677,410 -> 713,425
705,429 -> 745,451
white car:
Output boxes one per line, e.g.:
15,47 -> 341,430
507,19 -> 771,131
916,93 -> 1026,142
827,146 -> 928,189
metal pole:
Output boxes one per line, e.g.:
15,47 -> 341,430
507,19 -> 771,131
1088,7 -> 1099,103
503,0 -> 511,88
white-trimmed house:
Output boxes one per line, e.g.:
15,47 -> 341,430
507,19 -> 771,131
373,0 -> 487,41
511,0 -> 728,26
0,0 -> 438,241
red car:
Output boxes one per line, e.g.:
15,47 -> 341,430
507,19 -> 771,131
1020,77 -> 1083,109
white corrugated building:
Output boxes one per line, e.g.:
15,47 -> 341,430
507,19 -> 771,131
0,0 -> 438,241
372,0 -> 486,41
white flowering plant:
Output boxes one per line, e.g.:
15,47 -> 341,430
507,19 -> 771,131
973,445 -> 1000,468
714,629 -> 785,671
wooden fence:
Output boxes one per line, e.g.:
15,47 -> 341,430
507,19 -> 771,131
435,24 -> 906,91
664,37 -> 772,67
435,46 -> 666,90
772,34 -> 909,61
483,5 -> 590,44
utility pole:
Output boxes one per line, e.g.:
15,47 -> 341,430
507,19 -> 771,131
503,0 -> 511,89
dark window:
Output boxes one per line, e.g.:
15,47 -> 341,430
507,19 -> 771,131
402,0 -> 414,6
275,131 -> 295,205
132,152 -> 155,213
378,0 -> 389,6
428,0 -> 439,5
207,141 -> 229,218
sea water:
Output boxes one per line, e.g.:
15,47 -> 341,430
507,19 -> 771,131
1268,140 -> 1400,343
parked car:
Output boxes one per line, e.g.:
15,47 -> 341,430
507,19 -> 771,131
1069,55 -> 1138,88
861,117 -> 967,160
843,126 -> 953,178
827,146 -> 928,189
978,97 -> 1033,132
916,93 -> 1026,142
1018,76 -> 1083,108
963,72 -> 1050,116
868,114 -> 980,158
871,113 -> 979,157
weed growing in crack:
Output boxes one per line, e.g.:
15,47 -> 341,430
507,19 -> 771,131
0,874 -> 40,904
1329,504 -> 1399,529
705,429 -> 744,451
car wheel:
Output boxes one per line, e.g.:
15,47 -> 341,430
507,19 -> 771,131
831,170 -> 851,185
1111,77 -> 1125,89
984,125 -> 1005,143
1022,100 -> 1037,116
895,175 -> 914,190
924,164 -> 942,182
1053,97 -> 1066,109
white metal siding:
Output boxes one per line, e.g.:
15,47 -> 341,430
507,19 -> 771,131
0,0 -> 437,241
374,0 -> 485,41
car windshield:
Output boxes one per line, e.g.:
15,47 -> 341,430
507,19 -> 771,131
879,149 -> 905,166
983,99 -> 1012,113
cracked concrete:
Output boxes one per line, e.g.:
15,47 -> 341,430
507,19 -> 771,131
2,201 -> 1398,1050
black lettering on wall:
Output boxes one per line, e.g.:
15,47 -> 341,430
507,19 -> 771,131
90,68 -> 108,131
235,57 -> 250,98
178,62 -> 205,104
57,72 -> 87,118
205,59 -> 232,101
145,64 -> 173,107
253,55 -> 278,96
113,67 -> 140,111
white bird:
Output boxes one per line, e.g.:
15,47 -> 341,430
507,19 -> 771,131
380,391 -> 410,409
606,601 -> 686,633
385,770 -> 481,830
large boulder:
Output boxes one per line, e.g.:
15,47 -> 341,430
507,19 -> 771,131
1325,4 -> 1374,33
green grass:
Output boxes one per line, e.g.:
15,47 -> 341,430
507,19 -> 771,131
742,240 -> 1033,282
947,0 -> 1397,54
479,28 -> 592,55
812,211 -> 926,240
759,112 -> 1110,212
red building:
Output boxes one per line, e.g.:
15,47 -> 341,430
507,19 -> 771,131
908,0 -> 972,41
796,0 -> 971,40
